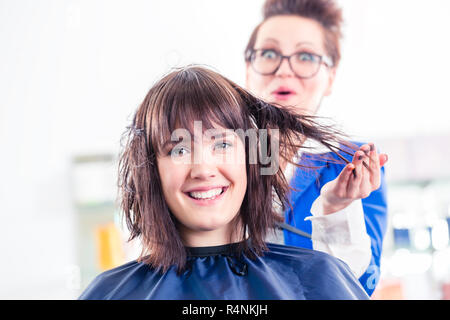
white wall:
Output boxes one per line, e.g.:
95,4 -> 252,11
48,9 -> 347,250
0,0 -> 265,299
0,0 -> 449,299
326,0 -> 450,140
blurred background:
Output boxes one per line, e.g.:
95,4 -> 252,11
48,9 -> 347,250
1,0 -> 449,299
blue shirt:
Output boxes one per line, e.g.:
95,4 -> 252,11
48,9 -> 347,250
283,142 -> 388,296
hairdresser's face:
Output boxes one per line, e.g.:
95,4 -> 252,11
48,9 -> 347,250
246,15 -> 336,116
157,126 -> 247,247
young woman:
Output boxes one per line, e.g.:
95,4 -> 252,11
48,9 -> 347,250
78,66 -> 369,300
244,0 -> 388,295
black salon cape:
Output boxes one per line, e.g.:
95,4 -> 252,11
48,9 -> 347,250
79,242 -> 369,300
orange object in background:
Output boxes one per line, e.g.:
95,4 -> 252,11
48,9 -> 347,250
371,278 -> 404,300
95,222 -> 125,271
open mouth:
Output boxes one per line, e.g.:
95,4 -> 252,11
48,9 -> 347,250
275,90 -> 293,95
185,186 -> 228,201
272,87 -> 296,100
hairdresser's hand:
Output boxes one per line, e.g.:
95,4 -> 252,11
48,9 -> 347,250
319,143 -> 388,215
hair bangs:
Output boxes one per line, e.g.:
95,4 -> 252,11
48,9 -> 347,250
149,67 -> 249,154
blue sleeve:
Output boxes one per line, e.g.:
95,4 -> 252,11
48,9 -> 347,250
358,165 -> 388,296
337,142 -> 388,295
315,144 -> 388,296
282,142 -> 389,296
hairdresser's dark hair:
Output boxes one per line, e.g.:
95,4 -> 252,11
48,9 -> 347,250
245,0 -> 344,67
118,65 -> 352,273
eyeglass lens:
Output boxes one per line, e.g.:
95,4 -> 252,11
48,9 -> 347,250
252,50 -> 322,78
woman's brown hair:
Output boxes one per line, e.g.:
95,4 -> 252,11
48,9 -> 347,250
245,0 -> 344,68
118,65 -> 352,273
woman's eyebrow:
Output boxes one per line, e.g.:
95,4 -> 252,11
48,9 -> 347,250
160,140 -> 175,152
161,139 -> 186,150
205,131 -> 237,140
259,39 -> 318,52
161,131 -> 237,148
260,38 -> 279,45
295,41 -> 317,49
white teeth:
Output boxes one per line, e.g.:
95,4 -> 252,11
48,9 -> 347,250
189,188 -> 223,200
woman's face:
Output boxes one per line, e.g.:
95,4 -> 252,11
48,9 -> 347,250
246,15 -> 336,115
157,126 -> 247,247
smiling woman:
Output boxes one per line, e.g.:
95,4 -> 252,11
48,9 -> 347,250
78,65 -> 369,300
157,126 -> 248,248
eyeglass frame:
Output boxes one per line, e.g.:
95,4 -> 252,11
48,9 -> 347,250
247,48 -> 334,79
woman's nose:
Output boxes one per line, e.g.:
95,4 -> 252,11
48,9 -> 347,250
189,151 -> 218,180
275,57 -> 294,77
190,163 -> 217,180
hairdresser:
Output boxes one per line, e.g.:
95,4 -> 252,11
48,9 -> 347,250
244,0 -> 388,296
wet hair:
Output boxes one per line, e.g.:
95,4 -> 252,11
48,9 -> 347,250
245,0 -> 344,67
118,65 -> 353,273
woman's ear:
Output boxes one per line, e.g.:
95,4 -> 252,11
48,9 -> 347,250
324,67 -> 337,96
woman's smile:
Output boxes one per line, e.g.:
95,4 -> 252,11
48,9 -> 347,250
184,185 -> 229,206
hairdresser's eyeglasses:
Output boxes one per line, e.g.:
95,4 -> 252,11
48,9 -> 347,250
249,49 -> 333,79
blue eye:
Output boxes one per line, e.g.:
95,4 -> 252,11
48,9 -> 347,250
214,142 -> 232,150
169,146 -> 190,157
295,52 -> 318,63
261,49 -> 278,60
